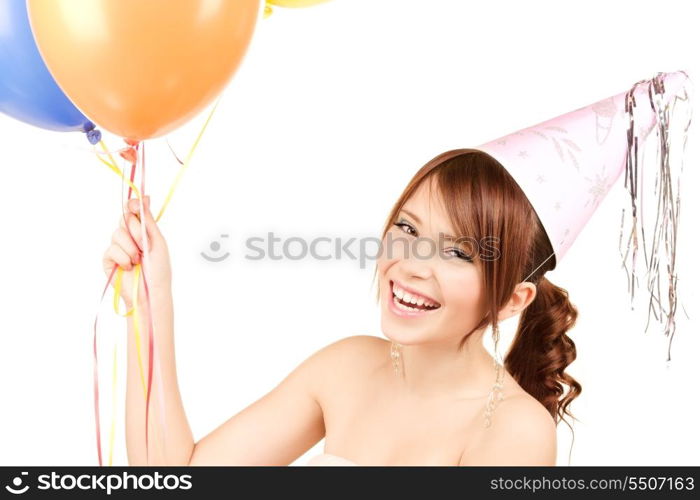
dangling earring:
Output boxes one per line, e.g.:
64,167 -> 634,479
484,322 -> 505,428
390,341 -> 403,376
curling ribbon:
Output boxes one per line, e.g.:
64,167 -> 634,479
93,98 -> 221,465
264,0 -> 331,17
137,141 -> 171,465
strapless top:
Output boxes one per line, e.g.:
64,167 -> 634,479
306,453 -> 358,466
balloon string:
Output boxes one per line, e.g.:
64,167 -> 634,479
93,265 -> 117,467
130,266 -> 148,398
71,140 -> 189,169
94,151 -> 145,467
112,268 -> 133,317
155,98 -> 221,223
113,266 -> 148,396
117,149 -> 148,465
108,342 -> 118,466
92,98 -> 221,465
264,0 -> 331,18
137,141 -> 163,465
95,142 -> 141,199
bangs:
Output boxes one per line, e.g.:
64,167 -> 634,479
429,152 -> 511,268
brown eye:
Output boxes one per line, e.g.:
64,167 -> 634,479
393,221 -> 417,237
445,248 -> 473,262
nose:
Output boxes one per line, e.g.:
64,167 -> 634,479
398,237 -> 435,279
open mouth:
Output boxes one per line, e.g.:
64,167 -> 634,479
390,280 -> 442,313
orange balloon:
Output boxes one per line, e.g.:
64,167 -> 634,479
27,0 -> 260,141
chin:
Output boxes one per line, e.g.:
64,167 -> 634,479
379,318 -> 431,347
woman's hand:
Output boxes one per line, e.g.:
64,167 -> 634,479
102,195 -> 172,309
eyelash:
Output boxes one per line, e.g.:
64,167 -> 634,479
392,220 -> 472,262
393,221 -> 417,237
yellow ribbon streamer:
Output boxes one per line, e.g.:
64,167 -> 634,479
112,268 -> 133,317
130,264 -> 147,399
96,98 -> 221,465
95,142 -> 142,200
264,0 -> 331,18
154,98 -> 221,224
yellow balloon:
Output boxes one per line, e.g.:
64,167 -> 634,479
27,0 -> 260,141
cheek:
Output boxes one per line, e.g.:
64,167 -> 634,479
376,249 -> 389,278
441,272 -> 483,320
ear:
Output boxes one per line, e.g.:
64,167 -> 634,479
497,282 -> 537,322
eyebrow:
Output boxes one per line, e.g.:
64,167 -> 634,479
400,208 -> 421,224
399,209 -> 460,242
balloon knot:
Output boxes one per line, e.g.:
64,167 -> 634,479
119,139 -> 141,163
119,147 -> 137,164
86,128 -> 102,145
82,121 -> 101,145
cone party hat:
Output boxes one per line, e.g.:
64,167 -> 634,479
476,71 -> 692,360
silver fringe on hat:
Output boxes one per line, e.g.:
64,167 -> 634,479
620,71 -> 693,362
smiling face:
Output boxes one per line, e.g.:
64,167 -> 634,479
377,175 -> 487,348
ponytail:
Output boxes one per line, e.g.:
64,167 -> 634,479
505,277 -> 581,426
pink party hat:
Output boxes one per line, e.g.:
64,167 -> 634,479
476,71 -> 692,360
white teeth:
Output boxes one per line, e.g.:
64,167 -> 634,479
393,296 -> 423,312
392,281 -> 439,308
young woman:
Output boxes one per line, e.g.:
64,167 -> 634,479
103,148 -> 579,466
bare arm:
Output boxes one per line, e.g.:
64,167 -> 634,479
187,342 -> 326,465
125,287 -> 326,465
125,288 -> 194,465
107,196 -> 327,465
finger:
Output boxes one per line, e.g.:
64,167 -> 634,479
127,196 -> 150,219
120,196 -> 146,231
125,214 -> 146,251
104,245 -> 134,271
125,194 -> 148,209
119,199 -> 139,229
117,212 -> 139,248
111,227 -> 141,264
127,196 -> 161,241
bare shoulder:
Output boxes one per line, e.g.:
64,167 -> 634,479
460,392 -> 557,466
302,335 -> 389,397
321,334 -> 389,354
311,335 -> 389,373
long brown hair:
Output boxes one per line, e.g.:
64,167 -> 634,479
374,149 -> 581,431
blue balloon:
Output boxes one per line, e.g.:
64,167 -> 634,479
0,0 -> 100,144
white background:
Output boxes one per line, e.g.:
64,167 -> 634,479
1,0 -> 698,466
